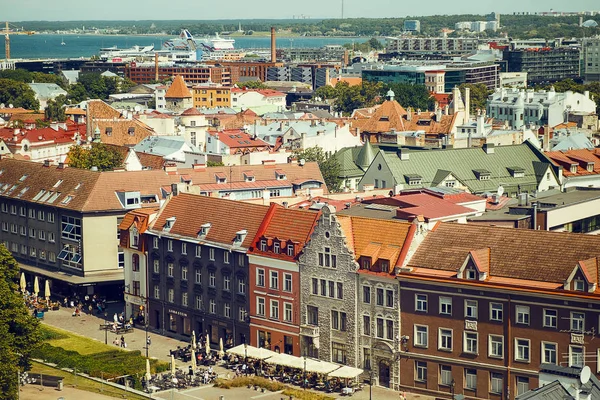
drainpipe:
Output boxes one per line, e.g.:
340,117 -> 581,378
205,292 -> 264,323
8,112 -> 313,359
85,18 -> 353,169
507,295 -> 512,400
532,202 -> 538,230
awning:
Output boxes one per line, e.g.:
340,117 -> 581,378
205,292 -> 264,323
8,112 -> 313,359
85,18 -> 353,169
328,366 -> 364,379
19,263 -> 124,285
304,358 -> 339,374
264,353 -> 305,369
226,344 -> 278,360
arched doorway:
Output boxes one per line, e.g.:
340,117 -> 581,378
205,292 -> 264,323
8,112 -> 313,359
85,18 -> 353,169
378,360 -> 390,388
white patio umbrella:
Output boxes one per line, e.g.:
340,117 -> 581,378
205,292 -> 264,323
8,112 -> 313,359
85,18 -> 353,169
205,334 -> 210,355
191,349 -> 197,370
33,276 -> 39,296
19,272 -> 26,293
218,338 -> 224,358
192,330 -> 197,350
145,358 -> 152,382
44,280 -> 51,300
171,354 -> 176,375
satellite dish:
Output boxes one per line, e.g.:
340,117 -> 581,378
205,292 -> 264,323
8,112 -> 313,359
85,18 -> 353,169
8,104 -> 14,109
580,365 -> 591,385
497,185 -> 504,197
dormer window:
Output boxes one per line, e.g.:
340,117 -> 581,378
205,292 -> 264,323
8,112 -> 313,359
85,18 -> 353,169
215,173 -> 227,184
260,239 -> 267,251
507,167 -> 525,178
243,172 -> 255,182
404,174 -> 423,186
164,216 -> 176,231
587,162 -> 595,172
473,169 -> 491,181
274,242 -> 280,254
570,164 -> 578,174
198,222 -> 211,237
235,229 -> 247,244
466,268 -> 477,280
105,127 -> 112,136
287,244 -> 294,257
128,127 -> 135,136
380,260 -> 389,273
574,279 -> 585,291
275,170 -> 287,180
131,227 -> 139,248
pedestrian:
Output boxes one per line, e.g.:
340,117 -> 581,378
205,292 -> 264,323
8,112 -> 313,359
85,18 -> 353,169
88,304 -> 93,314
120,335 -> 125,348
188,365 -> 194,377
147,335 -> 151,346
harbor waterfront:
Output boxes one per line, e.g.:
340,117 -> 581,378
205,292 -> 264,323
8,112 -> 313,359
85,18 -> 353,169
0,33 -> 361,59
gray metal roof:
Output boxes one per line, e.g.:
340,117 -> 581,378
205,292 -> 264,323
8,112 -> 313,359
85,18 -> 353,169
515,380 -> 571,400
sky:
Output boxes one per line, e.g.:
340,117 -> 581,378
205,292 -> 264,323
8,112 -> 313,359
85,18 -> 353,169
5,0 -> 599,21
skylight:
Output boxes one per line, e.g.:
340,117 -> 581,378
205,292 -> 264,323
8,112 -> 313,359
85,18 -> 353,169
19,174 -> 28,182
61,195 -> 74,205
53,179 -> 63,188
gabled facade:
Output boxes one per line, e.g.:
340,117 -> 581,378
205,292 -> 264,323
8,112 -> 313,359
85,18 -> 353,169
86,100 -> 155,146
546,148 -> 600,189
247,204 -> 319,356
398,223 -> 600,399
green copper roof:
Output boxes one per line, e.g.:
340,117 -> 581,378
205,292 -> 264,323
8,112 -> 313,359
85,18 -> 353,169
356,140 -> 376,171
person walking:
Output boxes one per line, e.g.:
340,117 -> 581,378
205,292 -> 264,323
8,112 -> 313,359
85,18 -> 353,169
120,335 -> 125,348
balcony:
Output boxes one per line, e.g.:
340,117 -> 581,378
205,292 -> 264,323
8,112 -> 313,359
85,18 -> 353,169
300,324 -> 320,338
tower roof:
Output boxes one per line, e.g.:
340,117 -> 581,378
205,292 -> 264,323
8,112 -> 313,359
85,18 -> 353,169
356,140 -> 376,171
165,75 -> 192,99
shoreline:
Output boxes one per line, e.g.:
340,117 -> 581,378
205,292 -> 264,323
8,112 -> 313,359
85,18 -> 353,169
34,32 -> 368,39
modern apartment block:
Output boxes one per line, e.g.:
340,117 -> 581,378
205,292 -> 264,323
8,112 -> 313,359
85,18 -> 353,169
503,48 -> 580,83
582,37 -> 600,82
126,64 -> 233,85
385,37 -> 480,55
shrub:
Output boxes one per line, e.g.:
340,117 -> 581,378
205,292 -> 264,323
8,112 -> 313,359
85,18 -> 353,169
213,377 -> 334,400
38,325 -> 68,341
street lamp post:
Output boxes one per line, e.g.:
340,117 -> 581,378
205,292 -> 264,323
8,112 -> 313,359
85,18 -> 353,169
244,342 -> 248,361
104,311 -> 108,344
303,353 -> 307,390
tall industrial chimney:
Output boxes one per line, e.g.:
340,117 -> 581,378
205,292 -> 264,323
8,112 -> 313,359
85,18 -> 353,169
270,27 -> 276,63
154,53 -> 159,82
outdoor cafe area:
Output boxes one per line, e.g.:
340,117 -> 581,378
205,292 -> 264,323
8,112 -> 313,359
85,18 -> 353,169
21,273 -> 60,319
224,344 -> 365,395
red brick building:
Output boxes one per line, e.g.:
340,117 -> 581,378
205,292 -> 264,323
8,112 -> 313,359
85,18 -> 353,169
248,204 -> 319,356
126,65 -> 232,85
398,223 -> 600,399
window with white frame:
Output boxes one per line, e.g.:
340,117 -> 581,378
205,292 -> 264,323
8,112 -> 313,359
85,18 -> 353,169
284,302 -> 292,322
209,271 -> 216,287
239,307 -> 247,322
181,242 -> 187,255
416,294 -> 428,312
414,325 -> 428,348
224,251 -> 230,264
490,303 -> 503,321
569,345 -> 584,367
516,377 -> 529,396
167,262 -> 174,277
238,277 -> 246,294
489,335 -> 504,359
574,279 -> 585,291
542,342 -> 557,365
465,369 -> 477,390
153,259 -> 160,274
363,315 -> 371,336
464,332 -> 478,354
363,286 -> 371,304
439,328 -> 452,351
571,311 -> 585,332
153,237 -> 159,249
182,292 -> 188,306
181,266 -> 188,281
440,365 -> 452,386
465,299 -> 478,319
415,361 -> 427,382
440,297 -> 452,315
195,245 -> 202,258
516,305 -> 530,325
224,303 -> 231,318
168,288 -> 174,303
257,269 -> 265,287
209,299 -> 216,314
167,240 -> 173,252
270,300 -> 279,319
257,297 -> 265,316
195,296 -> 202,310
195,269 -> 201,284
209,248 -> 215,261
490,373 -> 503,394
270,271 -> 279,289
284,273 -> 292,292
544,309 -> 558,328
223,274 -> 230,291
154,285 -> 160,299
49,232 -> 55,243
385,289 -> 393,307
515,338 -> 530,362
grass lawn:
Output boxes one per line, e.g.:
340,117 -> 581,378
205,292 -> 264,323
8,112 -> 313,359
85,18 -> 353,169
30,361 -> 150,400
43,325 -> 114,355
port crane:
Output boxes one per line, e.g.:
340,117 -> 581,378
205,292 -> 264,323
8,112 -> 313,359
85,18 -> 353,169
3,22 -> 35,60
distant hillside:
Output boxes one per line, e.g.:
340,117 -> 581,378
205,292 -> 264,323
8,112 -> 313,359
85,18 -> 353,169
16,14 -> 600,39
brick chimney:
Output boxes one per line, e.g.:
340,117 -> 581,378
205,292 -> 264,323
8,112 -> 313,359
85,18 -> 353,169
270,27 -> 276,63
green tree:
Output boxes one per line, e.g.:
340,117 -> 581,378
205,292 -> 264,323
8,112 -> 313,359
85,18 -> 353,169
67,83 -> 88,103
67,143 -> 124,171
44,94 -> 67,122
383,83 -> 435,111
458,83 -> 492,114
207,161 -> 225,167
367,37 -> 383,50
293,146 -> 342,192
0,79 -> 40,110
238,81 -> 268,89
334,81 -> 383,115
313,84 -> 337,100
0,245 -> 42,400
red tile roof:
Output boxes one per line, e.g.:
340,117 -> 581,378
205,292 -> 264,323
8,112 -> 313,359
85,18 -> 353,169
408,223 -> 600,285
208,129 -> 270,150
546,149 -> 600,177
165,75 -> 192,99
150,193 -> 269,248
